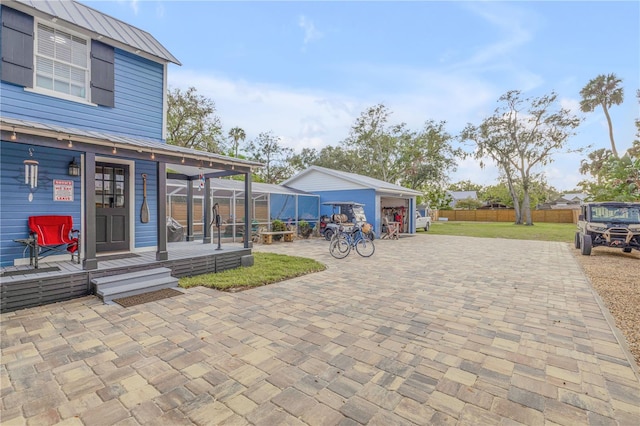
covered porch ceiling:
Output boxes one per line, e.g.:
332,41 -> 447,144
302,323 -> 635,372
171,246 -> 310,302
0,116 -> 262,178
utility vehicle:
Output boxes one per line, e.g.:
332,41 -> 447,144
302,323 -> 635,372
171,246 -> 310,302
575,202 -> 640,256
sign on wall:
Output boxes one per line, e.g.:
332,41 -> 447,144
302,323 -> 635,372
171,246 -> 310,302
53,180 -> 74,202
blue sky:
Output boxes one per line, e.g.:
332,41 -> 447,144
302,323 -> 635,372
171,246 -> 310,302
84,1 -> 639,192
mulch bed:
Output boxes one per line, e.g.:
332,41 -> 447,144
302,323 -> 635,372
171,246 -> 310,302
113,288 -> 183,307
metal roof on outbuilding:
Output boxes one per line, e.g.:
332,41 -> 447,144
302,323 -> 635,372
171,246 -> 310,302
282,165 -> 423,197
7,0 -> 181,65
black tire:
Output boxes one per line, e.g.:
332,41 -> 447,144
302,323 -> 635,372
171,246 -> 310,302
424,223 -> 430,232
355,238 -> 375,257
581,234 -> 592,255
329,237 -> 350,259
324,228 -> 334,241
574,232 -> 581,249
623,247 -> 632,253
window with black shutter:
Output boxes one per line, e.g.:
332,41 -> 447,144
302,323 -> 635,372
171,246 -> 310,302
1,6 -> 115,107
0,6 -> 34,87
90,40 -> 114,107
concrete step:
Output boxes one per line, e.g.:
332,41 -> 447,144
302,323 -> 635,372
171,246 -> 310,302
91,267 -> 173,290
96,276 -> 179,303
91,267 -> 178,303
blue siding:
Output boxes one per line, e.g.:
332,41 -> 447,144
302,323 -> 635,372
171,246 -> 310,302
134,161 -> 157,248
316,189 -> 378,230
1,141 -> 82,267
0,49 -> 164,140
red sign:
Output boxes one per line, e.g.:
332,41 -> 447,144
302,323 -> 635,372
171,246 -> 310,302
54,180 -> 74,202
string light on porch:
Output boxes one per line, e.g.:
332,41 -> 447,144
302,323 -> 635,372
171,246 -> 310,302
181,156 -> 185,164
151,151 -> 155,160
68,136 -> 73,148
112,143 -> 117,154
10,127 -> 17,141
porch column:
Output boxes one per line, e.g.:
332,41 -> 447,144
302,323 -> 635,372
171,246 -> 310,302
244,172 -> 253,248
83,153 -> 97,270
186,181 -> 194,241
156,162 -> 168,261
203,178 -> 212,244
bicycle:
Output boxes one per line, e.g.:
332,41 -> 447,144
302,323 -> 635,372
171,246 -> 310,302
329,223 -> 375,258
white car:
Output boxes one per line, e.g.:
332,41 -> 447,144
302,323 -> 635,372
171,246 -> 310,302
416,211 -> 431,231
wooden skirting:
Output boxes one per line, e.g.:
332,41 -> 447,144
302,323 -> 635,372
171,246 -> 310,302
0,247 -> 250,313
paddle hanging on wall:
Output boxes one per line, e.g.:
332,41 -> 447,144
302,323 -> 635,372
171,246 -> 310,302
141,173 -> 149,223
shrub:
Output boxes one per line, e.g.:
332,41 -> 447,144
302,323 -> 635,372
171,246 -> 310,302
271,219 -> 286,240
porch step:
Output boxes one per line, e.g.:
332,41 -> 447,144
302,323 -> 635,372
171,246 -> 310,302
91,267 -> 173,290
91,267 -> 178,303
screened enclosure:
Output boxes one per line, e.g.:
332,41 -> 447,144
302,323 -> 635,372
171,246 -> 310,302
167,179 -> 320,242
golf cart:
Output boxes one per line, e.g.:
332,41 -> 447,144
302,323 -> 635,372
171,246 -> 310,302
320,201 -> 374,241
575,201 -> 640,255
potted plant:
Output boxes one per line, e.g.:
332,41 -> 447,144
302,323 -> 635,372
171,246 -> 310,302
271,219 -> 286,241
298,220 -> 313,239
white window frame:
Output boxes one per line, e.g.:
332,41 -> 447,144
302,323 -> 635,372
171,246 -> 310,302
27,18 -> 94,105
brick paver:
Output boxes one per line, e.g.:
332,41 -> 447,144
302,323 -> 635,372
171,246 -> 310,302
2,235 -> 639,425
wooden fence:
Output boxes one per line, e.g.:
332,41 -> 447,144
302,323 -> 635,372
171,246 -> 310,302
435,209 -> 579,224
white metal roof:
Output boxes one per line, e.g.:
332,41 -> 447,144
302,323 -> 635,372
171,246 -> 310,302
283,165 -> 423,196
1,116 -> 262,173
167,178 -> 317,197
8,0 -> 181,65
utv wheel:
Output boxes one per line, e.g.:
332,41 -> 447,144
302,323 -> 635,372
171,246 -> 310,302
623,247 -> 632,253
580,234 -> 592,255
574,232 -> 581,249
324,229 -> 334,241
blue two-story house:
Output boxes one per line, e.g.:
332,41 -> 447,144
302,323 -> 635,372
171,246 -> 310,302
0,0 -> 259,312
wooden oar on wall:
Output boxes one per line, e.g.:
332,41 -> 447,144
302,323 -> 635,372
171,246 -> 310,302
140,173 -> 149,223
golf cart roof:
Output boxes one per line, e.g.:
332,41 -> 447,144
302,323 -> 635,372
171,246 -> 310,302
322,201 -> 365,206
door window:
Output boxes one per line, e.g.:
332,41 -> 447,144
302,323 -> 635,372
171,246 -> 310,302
96,165 -> 126,208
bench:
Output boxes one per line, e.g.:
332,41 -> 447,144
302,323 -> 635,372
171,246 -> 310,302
260,231 -> 294,245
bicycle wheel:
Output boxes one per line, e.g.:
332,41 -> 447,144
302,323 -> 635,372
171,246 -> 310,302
355,237 -> 375,257
329,237 -> 351,259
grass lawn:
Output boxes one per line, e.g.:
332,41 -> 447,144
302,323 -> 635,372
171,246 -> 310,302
422,221 -> 576,242
179,252 -> 326,291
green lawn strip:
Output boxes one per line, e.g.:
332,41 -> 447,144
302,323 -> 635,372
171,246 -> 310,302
179,252 -> 326,291
422,221 -> 576,242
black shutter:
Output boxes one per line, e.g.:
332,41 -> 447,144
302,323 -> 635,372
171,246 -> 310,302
0,6 -> 34,87
90,40 -> 114,107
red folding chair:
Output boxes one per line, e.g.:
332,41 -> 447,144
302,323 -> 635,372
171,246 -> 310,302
28,216 -> 80,268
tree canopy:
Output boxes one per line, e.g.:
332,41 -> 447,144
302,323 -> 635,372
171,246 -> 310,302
579,73 -> 624,158
167,87 -> 224,153
244,131 -> 294,184
462,90 -> 581,225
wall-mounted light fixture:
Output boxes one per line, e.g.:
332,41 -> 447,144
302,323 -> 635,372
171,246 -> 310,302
68,158 -> 80,176
10,127 -> 17,141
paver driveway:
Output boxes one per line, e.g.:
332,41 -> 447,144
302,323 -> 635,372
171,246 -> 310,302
1,235 -> 639,425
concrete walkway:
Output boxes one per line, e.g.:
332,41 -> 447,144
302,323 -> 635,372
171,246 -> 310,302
1,235 -> 639,425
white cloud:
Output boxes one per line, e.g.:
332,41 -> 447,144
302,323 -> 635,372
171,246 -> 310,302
298,15 -> 323,47
129,0 -> 139,15
453,157 -> 500,186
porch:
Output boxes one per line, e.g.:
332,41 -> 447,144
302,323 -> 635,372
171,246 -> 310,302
0,241 -> 251,313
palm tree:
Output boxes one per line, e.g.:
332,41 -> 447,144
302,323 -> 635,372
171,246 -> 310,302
579,73 -> 624,158
228,127 -> 246,158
